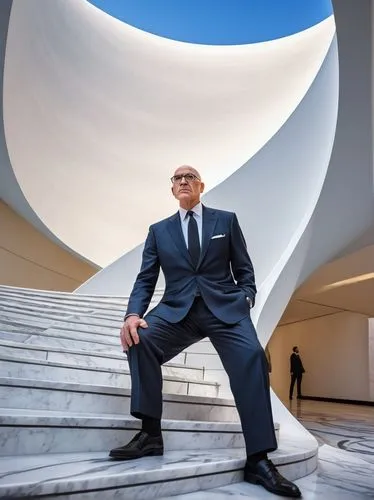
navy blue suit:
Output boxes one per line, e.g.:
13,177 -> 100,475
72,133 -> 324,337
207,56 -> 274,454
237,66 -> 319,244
126,205 -> 277,456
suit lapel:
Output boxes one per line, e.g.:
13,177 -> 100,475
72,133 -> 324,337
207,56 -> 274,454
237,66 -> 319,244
197,206 -> 218,269
167,212 -> 193,266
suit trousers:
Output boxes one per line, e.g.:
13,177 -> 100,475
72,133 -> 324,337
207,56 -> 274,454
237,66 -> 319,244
289,373 -> 303,398
127,297 -> 277,456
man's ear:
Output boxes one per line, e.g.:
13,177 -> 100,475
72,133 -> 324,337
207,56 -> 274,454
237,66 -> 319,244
200,182 -> 205,194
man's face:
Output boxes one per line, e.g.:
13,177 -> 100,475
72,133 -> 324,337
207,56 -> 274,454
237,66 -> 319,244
171,166 -> 205,206
295,348 -> 299,354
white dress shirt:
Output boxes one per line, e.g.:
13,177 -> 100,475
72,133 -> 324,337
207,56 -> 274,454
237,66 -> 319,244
179,202 -> 203,247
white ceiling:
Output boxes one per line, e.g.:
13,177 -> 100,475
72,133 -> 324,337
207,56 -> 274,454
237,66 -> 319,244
279,244 -> 374,325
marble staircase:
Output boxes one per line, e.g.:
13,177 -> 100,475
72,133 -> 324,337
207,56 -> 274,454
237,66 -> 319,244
0,285 -> 318,498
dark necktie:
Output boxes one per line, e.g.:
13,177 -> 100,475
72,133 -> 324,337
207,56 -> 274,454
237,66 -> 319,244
187,210 -> 200,269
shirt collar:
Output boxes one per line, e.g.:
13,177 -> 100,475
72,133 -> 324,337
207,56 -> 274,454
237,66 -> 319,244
179,202 -> 202,221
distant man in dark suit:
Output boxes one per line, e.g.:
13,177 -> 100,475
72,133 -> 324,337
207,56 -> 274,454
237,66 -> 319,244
109,166 -> 301,498
289,346 -> 305,400
265,345 -> 272,373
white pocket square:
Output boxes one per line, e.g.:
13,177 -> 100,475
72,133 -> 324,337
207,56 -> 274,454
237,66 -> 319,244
211,234 -> 226,240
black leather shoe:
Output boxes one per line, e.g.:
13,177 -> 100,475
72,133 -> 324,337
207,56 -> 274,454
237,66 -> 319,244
244,458 -> 301,497
109,431 -> 164,460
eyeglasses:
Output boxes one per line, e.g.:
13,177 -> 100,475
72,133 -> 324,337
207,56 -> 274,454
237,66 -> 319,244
170,173 -> 200,184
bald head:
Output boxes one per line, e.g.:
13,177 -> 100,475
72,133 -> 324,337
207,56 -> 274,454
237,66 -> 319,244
173,165 -> 201,180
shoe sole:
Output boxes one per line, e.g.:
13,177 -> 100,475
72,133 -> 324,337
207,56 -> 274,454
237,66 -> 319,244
245,472 -> 301,498
109,448 -> 164,461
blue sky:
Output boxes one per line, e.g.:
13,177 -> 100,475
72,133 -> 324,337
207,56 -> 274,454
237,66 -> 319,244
89,0 -> 333,45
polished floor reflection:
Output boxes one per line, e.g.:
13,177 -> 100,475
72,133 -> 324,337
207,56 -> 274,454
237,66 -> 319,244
288,399 -> 374,463
162,400 -> 374,499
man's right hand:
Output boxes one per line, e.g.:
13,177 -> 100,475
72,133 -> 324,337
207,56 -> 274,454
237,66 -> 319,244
120,316 -> 148,351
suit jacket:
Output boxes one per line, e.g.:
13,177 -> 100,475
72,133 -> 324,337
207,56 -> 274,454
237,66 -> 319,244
290,353 -> 305,375
126,205 -> 257,324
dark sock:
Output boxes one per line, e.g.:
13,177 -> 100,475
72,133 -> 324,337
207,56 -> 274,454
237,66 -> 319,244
142,416 -> 161,437
246,451 -> 268,465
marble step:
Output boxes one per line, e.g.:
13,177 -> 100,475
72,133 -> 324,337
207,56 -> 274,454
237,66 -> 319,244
0,325 -> 208,366
0,306 -> 72,325
0,324 -> 211,366
158,444 -> 374,500
0,286 -> 164,308
0,302 -> 128,324
0,312 -> 129,340
0,340 -> 203,379
44,320 -> 212,344
0,303 -> 164,331
0,354 -> 219,396
0,284 -> 164,302
0,377 -> 240,422
0,326 -> 127,353
0,291 -> 130,312
0,287 -> 165,318
0,325 -> 44,337
7,333 -> 188,366
0,294 -> 154,322
0,438 -> 317,499
0,315 -> 212,352
0,326 -> 143,358
0,331 -> 217,366
0,409 -> 248,456
185,352 -> 222,369
0,293 -> 114,315
182,341 -> 218,355
0,328 -> 125,353
0,311 -> 136,338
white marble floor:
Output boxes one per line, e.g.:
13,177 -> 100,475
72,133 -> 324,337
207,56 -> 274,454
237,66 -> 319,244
161,400 -> 374,499
288,399 -> 374,464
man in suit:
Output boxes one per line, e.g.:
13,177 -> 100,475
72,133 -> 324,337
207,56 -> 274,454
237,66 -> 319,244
109,166 -> 301,498
289,346 -> 305,400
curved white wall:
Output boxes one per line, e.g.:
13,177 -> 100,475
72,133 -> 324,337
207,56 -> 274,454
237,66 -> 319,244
0,0 -> 98,271
2,0 -> 334,267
